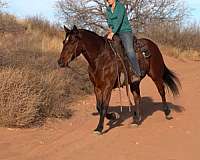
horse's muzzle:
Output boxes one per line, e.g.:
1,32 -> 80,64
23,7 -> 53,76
58,59 -> 68,68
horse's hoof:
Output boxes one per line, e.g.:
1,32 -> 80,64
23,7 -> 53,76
130,123 -> 139,128
164,109 -> 171,117
93,130 -> 102,135
107,112 -> 120,121
114,112 -> 120,120
138,116 -> 142,122
164,109 -> 173,120
165,115 -> 173,120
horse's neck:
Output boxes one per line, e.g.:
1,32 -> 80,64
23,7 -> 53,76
80,30 -> 106,69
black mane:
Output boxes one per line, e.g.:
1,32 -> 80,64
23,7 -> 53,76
80,29 -> 105,41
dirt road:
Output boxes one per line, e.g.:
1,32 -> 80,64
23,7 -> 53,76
0,56 -> 200,160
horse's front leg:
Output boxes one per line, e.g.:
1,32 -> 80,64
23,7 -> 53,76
94,87 -> 102,114
94,87 -> 112,135
95,86 -> 117,120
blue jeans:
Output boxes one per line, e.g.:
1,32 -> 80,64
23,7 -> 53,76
118,32 -> 141,76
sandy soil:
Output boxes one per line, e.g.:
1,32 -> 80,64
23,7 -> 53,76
0,56 -> 200,160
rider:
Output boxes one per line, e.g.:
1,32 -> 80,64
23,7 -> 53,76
106,0 -> 141,82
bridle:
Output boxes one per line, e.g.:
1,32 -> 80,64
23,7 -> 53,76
64,35 -> 89,76
65,36 -> 80,67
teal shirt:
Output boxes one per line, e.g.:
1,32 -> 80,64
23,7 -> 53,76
106,0 -> 132,34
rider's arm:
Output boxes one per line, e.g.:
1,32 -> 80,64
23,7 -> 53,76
112,4 -> 125,34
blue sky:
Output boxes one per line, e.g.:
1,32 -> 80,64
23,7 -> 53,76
6,0 -> 57,22
186,0 -> 200,22
5,0 -> 200,23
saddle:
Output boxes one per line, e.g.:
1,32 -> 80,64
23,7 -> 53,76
105,35 -> 150,85
133,35 -> 151,59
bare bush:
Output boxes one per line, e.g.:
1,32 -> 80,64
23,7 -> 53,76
0,0 -> 7,11
0,67 -> 84,127
145,21 -> 200,52
55,0 -> 188,35
25,16 -> 62,37
55,0 -> 200,53
0,68 -> 52,127
0,14 -> 92,127
0,12 -> 26,35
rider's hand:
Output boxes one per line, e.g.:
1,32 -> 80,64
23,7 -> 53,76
107,32 -> 114,40
107,28 -> 112,34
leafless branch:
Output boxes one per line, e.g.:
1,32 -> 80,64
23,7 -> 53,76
55,0 -> 189,34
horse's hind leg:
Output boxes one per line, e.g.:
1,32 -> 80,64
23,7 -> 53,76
130,81 -> 142,126
153,79 -> 172,119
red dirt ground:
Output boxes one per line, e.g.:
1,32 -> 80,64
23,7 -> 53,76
0,56 -> 200,160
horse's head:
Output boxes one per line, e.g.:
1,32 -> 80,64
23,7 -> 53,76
58,25 -> 82,68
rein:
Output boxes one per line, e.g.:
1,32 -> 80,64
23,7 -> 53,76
67,32 -> 133,112
107,40 -> 133,112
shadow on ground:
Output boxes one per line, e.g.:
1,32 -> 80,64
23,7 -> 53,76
92,96 -> 185,133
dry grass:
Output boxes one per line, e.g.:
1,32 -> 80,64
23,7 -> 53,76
0,68 -> 52,127
144,22 -> 200,58
160,45 -> 200,61
0,13 -> 92,128
25,16 -> 62,37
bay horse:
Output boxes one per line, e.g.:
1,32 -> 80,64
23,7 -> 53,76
58,25 -> 181,135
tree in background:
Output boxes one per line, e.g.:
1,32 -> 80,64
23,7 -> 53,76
0,0 -> 7,11
55,0 -> 188,35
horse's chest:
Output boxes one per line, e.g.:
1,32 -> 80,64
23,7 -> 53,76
88,63 -> 115,86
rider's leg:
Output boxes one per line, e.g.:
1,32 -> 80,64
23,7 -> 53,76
118,32 -> 141,78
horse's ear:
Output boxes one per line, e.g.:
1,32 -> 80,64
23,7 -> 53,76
73,25 -> 78,31
64,25 -> 70,33
72,25 -> 80,36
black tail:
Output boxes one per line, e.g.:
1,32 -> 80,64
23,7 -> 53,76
163,66 -> 181,97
